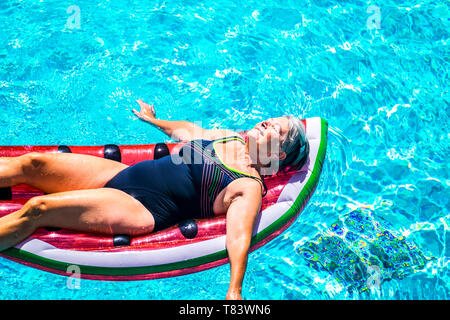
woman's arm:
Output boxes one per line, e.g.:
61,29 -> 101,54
132,100 -> 237,141
225,180 -> 262,300
133,100 -> 205,141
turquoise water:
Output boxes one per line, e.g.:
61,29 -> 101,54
0,0 -> 448,299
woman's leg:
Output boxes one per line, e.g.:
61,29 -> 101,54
0,152 -> 128,193
0,188 -> 155,251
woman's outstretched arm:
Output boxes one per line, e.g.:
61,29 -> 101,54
225,180 -> 262,300
132,99 -> 204,141
132,99 -> 237,142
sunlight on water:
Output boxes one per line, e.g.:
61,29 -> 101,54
0,0 -> 448,299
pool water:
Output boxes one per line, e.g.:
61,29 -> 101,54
0,0 -> 448,299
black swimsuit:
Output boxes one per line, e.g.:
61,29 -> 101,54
104,136 -> 267,231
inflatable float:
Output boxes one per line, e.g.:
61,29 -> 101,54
0,117 -> 328,280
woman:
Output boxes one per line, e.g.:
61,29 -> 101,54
0,99 -> 309,299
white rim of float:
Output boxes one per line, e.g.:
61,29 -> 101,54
0,117 -> 328,279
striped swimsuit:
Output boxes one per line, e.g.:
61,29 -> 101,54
179,136 -> 268,218
105,135 -> 267,231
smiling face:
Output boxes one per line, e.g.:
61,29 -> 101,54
246,117 -> 290,170
248,116 -> 289,150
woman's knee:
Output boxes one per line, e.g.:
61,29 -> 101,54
23,196 -> 49,221
19,152 -> 47,177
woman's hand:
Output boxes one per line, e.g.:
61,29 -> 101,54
132,99 -> 156,122
226,290 -> 243,300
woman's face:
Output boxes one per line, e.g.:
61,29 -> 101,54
247,117 -> 289,167
248,116 -> 289,146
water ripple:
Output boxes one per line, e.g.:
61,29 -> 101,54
0,0 -> 448,300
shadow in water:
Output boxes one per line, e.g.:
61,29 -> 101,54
295,207 -> 433,294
